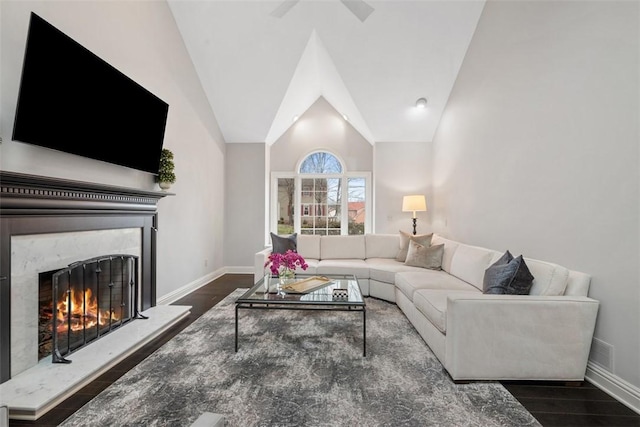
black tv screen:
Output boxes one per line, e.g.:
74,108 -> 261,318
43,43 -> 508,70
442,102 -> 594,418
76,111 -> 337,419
12,12 -> 169,174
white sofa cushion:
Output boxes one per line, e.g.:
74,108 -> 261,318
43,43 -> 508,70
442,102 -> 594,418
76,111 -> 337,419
297,234 -> 321,260
366,258 -> 425,283
431,234 -> 459,273
525,258 -> 570,296
316,259 -> 369,278
395,270 -> 477,302
295,259 -> 319,275
449,244 -> 498,290
369,279 -> 396,301
365,234 -> 400,259
320,235 -> 366,259
413,289 -> 480,333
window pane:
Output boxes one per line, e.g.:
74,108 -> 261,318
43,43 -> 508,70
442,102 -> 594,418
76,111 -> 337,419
299,152 -> 342,174
348,177 -> 366,235
328,204 -> 340,229
301,216 -> 312,229
327,178 -> 340,204
277,178 -> 295,235
301,178 -> 314,204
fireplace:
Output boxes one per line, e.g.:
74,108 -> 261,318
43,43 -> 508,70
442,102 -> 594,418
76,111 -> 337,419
0,172 -> 191,421
38,255 -> 143,363
0,171 -> 171,383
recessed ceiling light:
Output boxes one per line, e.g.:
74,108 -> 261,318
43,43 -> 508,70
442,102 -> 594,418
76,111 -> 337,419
415,98 -> 428,109
292,115 -> 299,122
342,114 -> 349,121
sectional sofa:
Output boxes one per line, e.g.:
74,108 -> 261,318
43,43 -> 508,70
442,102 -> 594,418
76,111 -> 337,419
254,233 -> 599,382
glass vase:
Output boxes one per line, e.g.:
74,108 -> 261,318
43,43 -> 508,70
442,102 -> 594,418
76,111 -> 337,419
278,267 -> 295,288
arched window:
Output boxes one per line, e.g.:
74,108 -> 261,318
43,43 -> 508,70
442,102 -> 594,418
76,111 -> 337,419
272,151 -> 370,236
299,152 -> 343,174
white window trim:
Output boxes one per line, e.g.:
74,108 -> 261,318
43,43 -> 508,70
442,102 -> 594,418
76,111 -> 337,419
271,172 -> 295,240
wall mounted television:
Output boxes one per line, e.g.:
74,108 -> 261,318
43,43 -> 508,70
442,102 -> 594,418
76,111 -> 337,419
12,12 -> 169,175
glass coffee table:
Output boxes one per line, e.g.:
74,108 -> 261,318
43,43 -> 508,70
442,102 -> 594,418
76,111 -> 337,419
235,274 -> 366,356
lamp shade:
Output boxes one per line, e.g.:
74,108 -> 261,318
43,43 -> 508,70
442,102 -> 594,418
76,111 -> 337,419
402,195 -> 427,213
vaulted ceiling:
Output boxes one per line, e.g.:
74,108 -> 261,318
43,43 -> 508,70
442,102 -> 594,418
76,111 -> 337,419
168,0 -> 485,144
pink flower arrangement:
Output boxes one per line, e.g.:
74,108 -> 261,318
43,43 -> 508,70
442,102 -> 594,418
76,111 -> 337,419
265,250 -> 308,276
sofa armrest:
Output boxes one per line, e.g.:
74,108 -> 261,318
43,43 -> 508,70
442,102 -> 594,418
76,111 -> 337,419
444,294 -> 599,381
254,247 -> 272,284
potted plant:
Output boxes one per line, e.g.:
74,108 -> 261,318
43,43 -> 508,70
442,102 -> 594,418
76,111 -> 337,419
157,148 -> 176,190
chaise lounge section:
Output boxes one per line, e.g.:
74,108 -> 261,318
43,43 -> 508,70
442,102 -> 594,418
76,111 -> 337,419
254,233 -> 599,382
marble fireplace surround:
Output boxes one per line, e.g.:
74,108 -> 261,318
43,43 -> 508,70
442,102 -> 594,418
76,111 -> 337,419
12,228 -> 142,376
0,171 -> 189,420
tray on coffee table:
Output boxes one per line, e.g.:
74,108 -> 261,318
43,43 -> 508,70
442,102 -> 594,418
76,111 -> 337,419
280,275 -> 333,293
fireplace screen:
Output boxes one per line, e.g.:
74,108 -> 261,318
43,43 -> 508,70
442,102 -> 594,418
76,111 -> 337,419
39,255 -> 145,363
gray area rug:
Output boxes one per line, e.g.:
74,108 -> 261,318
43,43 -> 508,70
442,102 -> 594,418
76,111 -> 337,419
61,289 -> 541,426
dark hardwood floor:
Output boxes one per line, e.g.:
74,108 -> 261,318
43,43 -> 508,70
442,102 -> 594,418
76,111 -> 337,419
11,274 -> 640,426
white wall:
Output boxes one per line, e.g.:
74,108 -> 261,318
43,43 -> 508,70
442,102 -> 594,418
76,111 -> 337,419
270,97 -> 372,172
1,1 -> 226,301
374,141 -> 431,235
224,143 -> 267,268
433,0 -> 639,392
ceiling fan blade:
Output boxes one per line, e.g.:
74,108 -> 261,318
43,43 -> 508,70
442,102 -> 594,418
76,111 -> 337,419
340,0 -> 374,22
270,0 -> 300,18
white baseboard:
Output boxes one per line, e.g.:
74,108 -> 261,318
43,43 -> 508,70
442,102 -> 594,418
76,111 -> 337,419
157,268 -> 226,305
156,266 -> 253,306
586,362 -> 640,415
224,266 -> 253,274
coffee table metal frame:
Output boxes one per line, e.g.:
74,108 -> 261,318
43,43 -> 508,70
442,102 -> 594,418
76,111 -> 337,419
235,274 -> 366,356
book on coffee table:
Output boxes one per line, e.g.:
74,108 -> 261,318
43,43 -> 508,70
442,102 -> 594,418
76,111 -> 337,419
280,276 -> 333,294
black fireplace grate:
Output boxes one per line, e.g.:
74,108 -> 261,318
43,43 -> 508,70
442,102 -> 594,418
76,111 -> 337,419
51,254 -> 147,364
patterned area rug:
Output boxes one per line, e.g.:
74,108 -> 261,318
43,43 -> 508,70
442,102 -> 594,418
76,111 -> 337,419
60,290 -> 541,426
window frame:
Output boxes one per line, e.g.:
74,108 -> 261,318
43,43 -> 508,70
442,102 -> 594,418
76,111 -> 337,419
270,171 -> 372,237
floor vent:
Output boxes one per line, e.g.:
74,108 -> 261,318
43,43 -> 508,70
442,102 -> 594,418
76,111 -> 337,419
589,337 -> 614,371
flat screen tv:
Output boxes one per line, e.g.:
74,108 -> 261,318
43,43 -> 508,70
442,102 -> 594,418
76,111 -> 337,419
12,12 -> 169,175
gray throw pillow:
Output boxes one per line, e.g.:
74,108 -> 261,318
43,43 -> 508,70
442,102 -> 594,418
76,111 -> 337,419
396,230 -> 433,262
404,241 -> 444,270
270,232 -> 297,254
483,250 -> 535,295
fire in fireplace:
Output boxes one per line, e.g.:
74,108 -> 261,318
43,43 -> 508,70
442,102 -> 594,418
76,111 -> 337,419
38,255 -> 146,363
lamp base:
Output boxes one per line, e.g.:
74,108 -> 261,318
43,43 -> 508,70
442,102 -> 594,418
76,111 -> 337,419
412,218 -> 417,235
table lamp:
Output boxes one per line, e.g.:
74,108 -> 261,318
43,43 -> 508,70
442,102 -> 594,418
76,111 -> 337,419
402,195 -> 427,235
